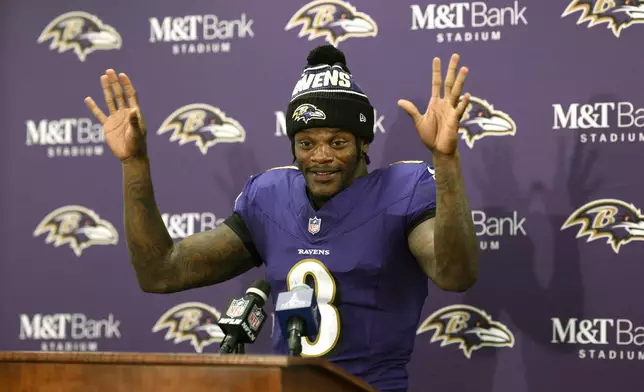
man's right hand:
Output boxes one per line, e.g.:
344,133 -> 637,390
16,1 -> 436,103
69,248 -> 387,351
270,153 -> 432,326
85,69 -> 147,162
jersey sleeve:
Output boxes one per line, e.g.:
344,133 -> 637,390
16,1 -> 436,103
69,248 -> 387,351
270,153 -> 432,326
405,164 -> 437,237
222,175 -> 264,266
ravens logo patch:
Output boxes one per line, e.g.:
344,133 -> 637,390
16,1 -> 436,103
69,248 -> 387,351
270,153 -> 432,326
152,302 -> 226,353
417,304 -> 514,359
561,198 -> 644,254
37,11 -> 122,62
157,104 -> 246,155
292,103 -> 327,124
33,205 -> 118,257
285,0 -> 378,47
458,96 -> 516,149
562,0 -> 644,37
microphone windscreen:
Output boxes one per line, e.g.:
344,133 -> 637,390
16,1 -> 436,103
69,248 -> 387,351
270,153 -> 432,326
246,279 -> 272,305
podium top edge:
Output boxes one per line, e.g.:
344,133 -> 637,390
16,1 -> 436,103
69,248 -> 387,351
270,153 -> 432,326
0,351 -> 317,367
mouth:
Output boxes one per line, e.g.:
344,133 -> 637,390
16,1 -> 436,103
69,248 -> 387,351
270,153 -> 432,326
201,123 -> 243,139
612,5 -> 644,19
83,30 -> 120,46
196,324 -> 226,339
331,17 -> 375,33
466,326 -> 513,344
464,115 -> 513,132
308,169 -> 340,182
613,221 -> 644,236
77,225 -> 116,241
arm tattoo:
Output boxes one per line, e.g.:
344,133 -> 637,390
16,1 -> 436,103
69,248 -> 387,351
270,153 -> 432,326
122,157 -> 255,293
420,153 -> 479,291
433,153 -> 479,289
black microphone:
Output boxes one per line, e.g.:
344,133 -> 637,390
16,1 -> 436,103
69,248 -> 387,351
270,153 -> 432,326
275,283 -> 320,356
217,279 -> 271,354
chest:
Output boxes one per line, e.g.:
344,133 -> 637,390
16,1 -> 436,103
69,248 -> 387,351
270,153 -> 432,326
258,205 -> 410,302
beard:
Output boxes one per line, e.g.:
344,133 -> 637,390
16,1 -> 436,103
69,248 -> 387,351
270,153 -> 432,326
296,154 -> 362,208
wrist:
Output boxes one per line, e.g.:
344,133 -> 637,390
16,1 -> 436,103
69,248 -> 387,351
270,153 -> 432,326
432,150 -> 460,166
121,154 -> 149,167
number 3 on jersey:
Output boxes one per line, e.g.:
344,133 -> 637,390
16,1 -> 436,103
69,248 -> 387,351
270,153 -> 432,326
286,259 -> 340,357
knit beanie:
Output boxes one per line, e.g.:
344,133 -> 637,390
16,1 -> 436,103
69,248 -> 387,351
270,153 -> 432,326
285,45 -> 375,144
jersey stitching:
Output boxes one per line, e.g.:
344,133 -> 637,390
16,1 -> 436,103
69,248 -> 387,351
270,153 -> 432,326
403,165 -> 432,226
312,194 -> 414,242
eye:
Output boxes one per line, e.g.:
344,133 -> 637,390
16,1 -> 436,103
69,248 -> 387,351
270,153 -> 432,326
332,140 -> 347,148
298,140 -> 312,149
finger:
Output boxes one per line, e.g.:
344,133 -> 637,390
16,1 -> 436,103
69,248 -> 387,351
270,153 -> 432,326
450,66 -> 469,106
129,107 -> 147,136
84,97 -> 108,124
107,69 -> 126,109
100,75 -> 116,114
444,53 -> 459,98
119,73 -> 139,108
398,99 -> 422,124
128,108 -> 141,131
431,57 -> 441,100
455,93 -> 471,119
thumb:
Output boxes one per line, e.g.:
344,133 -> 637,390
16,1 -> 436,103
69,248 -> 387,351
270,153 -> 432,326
397,99 -> 422,124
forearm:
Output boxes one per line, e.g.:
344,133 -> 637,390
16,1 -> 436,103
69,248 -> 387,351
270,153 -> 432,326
121,157 -> 257,293
121,156 -> 175,290
432,152 -> 479,290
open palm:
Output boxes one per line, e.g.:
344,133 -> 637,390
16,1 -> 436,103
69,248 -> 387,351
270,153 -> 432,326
84,69 -> 147,162
398,54 -> 470,157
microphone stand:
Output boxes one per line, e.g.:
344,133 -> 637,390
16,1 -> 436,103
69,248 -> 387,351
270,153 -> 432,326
236,343 -> 245,354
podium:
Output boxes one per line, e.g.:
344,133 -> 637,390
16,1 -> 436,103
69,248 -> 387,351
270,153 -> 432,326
0,351 -> 377,392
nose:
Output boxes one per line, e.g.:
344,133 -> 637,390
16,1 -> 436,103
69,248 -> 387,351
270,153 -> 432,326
310,144 -> 333,164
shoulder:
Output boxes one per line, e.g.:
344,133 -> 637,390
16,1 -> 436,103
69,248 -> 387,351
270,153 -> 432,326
234,165 -> 301,210
385,160 -> 434,177
253,165 -> 301,185
380,161 -> 436,229
378,160 -> 435,194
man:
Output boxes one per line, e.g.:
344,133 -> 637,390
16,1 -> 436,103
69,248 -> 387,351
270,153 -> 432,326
84,45 -> 479,392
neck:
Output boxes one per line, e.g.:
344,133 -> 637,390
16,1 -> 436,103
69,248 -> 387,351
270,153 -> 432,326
308,191 -> 329,210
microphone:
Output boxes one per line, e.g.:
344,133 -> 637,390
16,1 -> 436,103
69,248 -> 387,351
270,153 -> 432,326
217,279 -> 271,354
274,283 -> 321,356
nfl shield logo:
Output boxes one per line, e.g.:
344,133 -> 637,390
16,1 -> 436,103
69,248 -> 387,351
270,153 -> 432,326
308,216 -> 321,234
247,307 -> 264,331
226,298 -> 249,318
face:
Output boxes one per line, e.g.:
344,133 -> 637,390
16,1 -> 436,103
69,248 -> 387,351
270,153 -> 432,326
294,128 -> 366,202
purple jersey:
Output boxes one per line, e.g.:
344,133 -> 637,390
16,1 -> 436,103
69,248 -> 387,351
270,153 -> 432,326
232,162 -> 436,391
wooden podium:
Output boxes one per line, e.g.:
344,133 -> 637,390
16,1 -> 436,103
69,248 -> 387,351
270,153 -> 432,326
0,351 -> 377,392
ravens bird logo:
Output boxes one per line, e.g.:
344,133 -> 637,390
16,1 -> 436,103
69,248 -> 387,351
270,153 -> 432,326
152,302 -> 226,354
37,11 -> 122,62
157,104 -> 246,155
292,103 -> 327,124
33,205 -> 119,257
561,199 -> 644,254
286,0 -> 378,47
458,96 -> 516,149
562,0 -> 644,37
417,304 -> 514,359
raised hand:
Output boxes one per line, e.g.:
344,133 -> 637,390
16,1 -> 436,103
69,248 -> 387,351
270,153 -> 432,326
84,69 -> 147,162
397,54 -> 470,158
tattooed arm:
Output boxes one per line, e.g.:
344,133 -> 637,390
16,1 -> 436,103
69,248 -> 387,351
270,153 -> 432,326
122,157 -> 257,293
408,153 -> 479,292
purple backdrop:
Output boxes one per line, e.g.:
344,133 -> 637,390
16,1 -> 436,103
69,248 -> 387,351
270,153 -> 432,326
2,0 -> 644,391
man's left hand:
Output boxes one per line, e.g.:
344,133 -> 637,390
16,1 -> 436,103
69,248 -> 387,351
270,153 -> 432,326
398,54 -> 470,158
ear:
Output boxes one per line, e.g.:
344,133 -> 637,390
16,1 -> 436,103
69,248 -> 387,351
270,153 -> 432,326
362,143 -> 370,154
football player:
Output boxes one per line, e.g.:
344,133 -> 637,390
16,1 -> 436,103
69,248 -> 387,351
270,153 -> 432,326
84,45 -> 479,392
